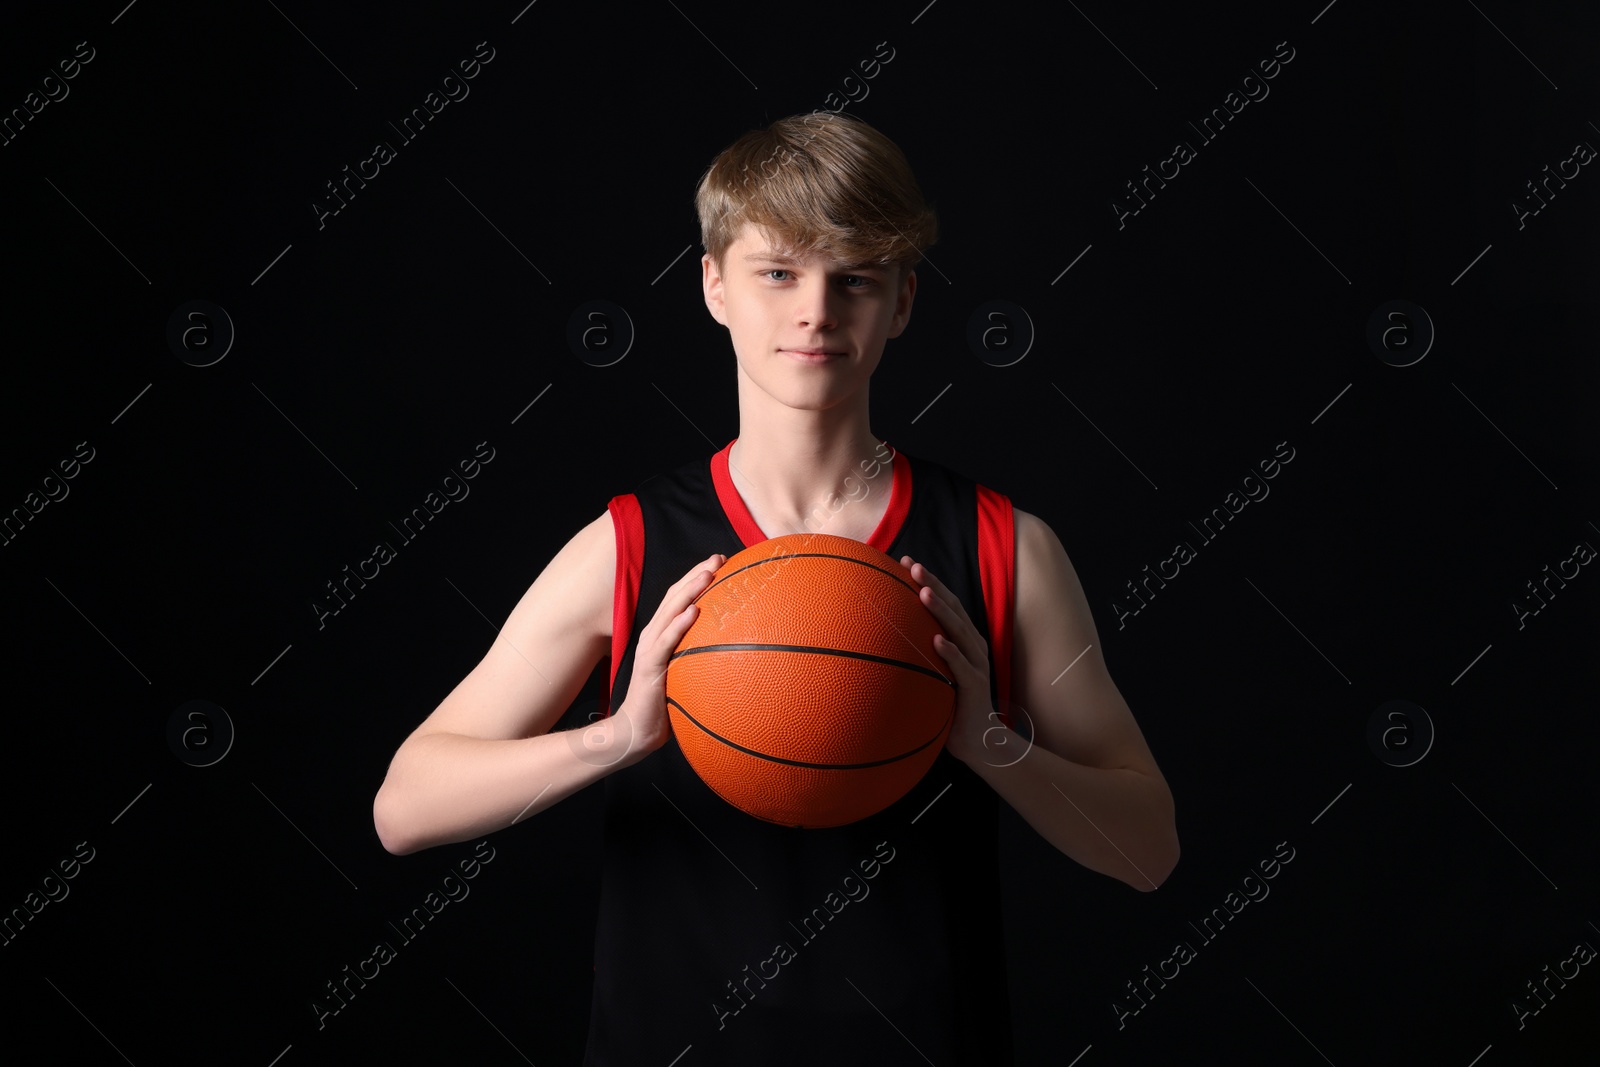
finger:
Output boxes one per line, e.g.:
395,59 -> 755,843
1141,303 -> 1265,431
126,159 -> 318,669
912,565 -> 978,630
683,552 -> 724,575
681,555 -> 726,609
910,580 -> 959,637
647,597 -> 703,667
901,554 -> 932,585
683,553 -> 725,583
932,632 -> 969,672
926,595 -> 982,659
915,580 -> 962,629
902,556 -> 945,598
670,558 -> 722,603
909,560 -> 946,596
648,561 -> 721,639
935,634 -> 988,682
901,555 -> 936,596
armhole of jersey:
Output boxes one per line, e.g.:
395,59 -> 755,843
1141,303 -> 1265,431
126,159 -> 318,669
599,494 -> 645,720
975,485 -> 1016,731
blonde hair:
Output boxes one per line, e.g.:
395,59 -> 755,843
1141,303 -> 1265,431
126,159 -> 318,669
695,111 -> 937,281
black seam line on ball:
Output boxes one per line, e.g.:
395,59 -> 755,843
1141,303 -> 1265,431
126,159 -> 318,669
667,697 -> 953,770
669,642 -> 952,685
702,551 -> 920,598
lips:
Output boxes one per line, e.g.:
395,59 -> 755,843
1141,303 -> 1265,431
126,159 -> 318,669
782,348 -> 845,362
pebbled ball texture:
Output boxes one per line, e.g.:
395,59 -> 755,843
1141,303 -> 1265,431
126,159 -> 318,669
666,533 -> 955,829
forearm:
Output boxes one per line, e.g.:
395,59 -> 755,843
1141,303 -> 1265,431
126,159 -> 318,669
961,732 -> 1178,890
373,713 -> 647,855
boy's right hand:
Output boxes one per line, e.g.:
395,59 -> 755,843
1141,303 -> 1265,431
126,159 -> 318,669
600,552 -> 726,766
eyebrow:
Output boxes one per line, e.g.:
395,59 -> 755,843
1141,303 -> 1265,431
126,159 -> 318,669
742,252 -> 882,271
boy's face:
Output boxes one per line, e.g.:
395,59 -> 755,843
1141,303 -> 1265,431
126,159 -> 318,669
701,224 -> 916,410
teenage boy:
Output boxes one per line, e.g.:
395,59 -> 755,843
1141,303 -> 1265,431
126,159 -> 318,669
374,111 -> 1178,1065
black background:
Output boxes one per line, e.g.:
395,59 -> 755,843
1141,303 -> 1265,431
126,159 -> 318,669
2,1 -> 1596,1063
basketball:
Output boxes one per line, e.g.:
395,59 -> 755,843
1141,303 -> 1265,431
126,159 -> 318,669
665,533 -> 956,829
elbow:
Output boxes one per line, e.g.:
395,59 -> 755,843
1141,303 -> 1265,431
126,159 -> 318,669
373,788 -> 420,857
1133,794 -> 1180,891
1134,833 -> 1180,891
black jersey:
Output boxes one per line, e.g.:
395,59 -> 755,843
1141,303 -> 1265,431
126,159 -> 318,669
583,438 -> 1018,1065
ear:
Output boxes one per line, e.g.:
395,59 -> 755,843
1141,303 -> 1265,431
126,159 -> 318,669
702,252 -> 729,327
886,266 -> 917,339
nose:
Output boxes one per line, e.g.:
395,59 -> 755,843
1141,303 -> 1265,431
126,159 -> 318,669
794,277 -> 838,331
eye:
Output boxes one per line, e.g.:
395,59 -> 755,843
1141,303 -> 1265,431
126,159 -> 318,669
842,275 -> 873,288
763,269 -> 791,282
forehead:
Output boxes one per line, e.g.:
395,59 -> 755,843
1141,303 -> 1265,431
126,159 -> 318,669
731,226 -> 880,272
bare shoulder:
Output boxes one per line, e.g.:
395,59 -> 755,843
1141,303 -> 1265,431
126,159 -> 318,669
1010,506 -> 1165,776
400,508 -> 617,746
503,506 -> 618,646
1009,506 -> 1110,685
1012,505 -> 1058,547
564,508 -> 617,645
1012,507 -> 1091,617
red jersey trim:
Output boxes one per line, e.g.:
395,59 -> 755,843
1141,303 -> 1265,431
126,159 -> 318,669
601,494 -> 645,718
975,485 -> 1016,731
710,439 -> 910,554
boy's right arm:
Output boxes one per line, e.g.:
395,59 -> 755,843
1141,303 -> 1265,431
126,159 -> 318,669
372,510 -> 723,856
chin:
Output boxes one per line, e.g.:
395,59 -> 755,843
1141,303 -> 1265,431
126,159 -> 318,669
771,381 -> 852,409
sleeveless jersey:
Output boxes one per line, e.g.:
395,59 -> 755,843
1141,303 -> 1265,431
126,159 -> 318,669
582,438 -> 1018,1065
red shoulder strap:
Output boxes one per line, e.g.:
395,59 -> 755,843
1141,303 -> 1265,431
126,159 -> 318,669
975,485 -> 1016,730
599,494 -> 645,719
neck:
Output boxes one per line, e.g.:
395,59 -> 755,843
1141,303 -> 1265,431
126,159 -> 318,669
727,414 -> 891,538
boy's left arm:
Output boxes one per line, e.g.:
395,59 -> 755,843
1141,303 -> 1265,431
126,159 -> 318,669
903,508 -> 1179,891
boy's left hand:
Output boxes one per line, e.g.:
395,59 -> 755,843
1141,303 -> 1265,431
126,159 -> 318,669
900,555 -> 995,764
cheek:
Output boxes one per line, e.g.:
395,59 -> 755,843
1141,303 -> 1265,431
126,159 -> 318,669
862,301 -> 898,338
727,292 -> 776,334
733,322 -> 777,361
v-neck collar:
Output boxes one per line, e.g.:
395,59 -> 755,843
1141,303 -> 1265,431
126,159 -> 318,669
710,439 -> 911,553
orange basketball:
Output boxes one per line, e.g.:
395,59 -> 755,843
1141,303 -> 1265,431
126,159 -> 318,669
665,533 -> 956,829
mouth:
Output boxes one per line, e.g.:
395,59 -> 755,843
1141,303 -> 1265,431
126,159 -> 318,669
782,349 -> 846,363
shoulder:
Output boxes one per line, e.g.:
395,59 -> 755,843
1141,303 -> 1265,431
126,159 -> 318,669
561,507 -> 621,643
1010,506 -> 1071,556
1010,507 -> 1091,621
1010,506 -> 1056,564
